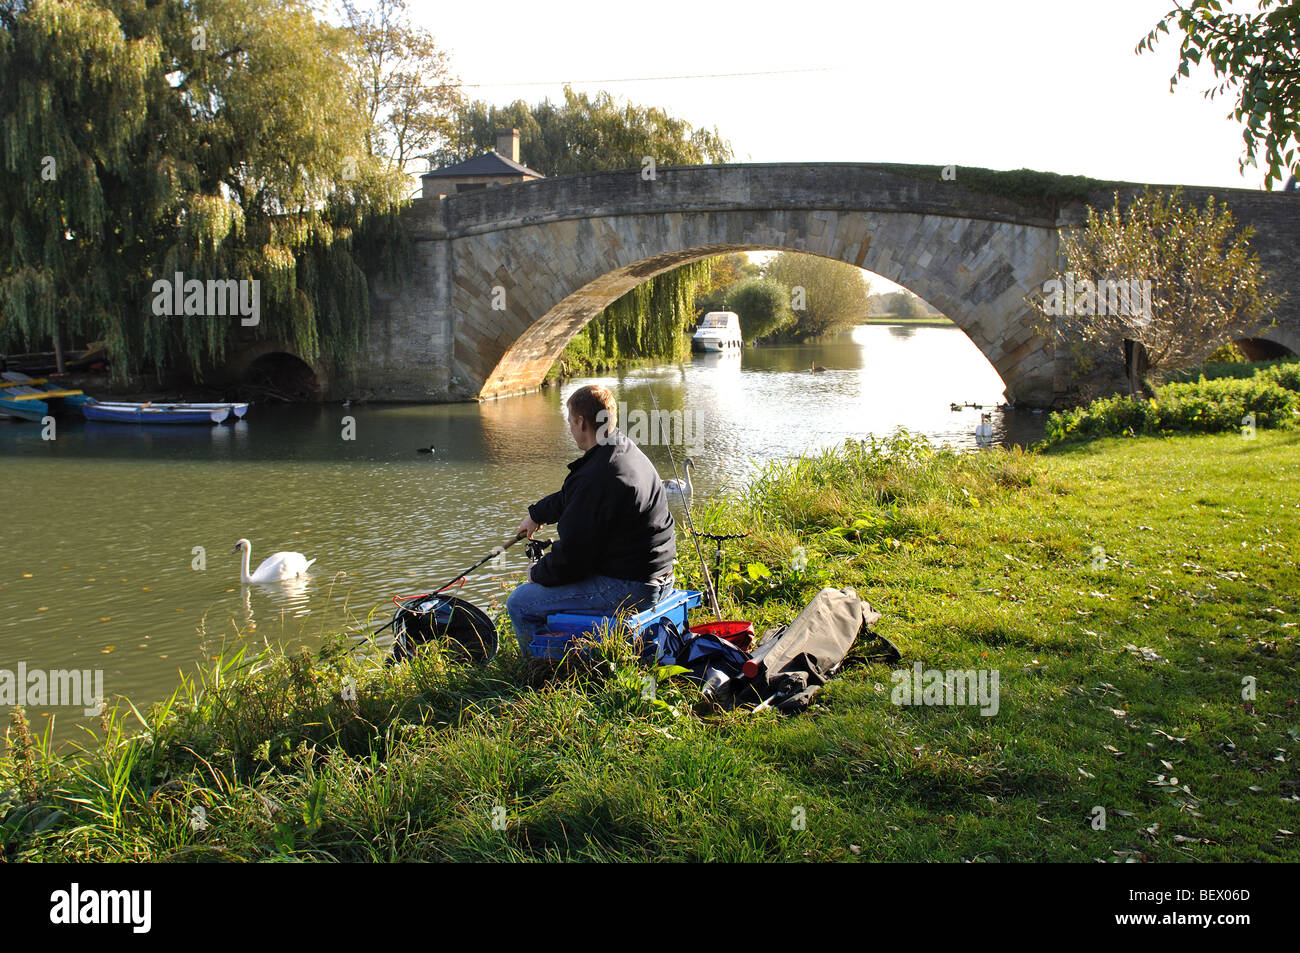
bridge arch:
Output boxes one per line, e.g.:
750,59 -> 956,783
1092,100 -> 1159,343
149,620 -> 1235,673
448,204 -> 1061,403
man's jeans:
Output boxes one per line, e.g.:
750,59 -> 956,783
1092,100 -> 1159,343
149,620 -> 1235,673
507,574 -> 673,656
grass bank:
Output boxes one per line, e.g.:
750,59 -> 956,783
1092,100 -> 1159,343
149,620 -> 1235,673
3,430 -> 1297,861
1044,359 -> 1299,447
858,315 -> 954,327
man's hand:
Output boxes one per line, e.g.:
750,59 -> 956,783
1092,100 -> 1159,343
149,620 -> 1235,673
517,515 -> 541,539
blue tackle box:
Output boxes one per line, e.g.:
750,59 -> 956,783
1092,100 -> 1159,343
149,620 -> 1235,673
529,588 -> 703,659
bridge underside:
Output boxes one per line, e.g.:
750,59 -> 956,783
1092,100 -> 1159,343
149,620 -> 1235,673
451,208 -> 1065,405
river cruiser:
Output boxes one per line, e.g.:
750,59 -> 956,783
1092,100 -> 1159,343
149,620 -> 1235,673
691,311 -> 744,352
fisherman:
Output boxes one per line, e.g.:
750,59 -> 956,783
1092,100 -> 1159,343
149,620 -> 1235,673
507,384 -> 677,657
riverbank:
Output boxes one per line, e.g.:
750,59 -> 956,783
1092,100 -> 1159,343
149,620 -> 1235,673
3,428 -> 1296,861
858,315 -> 955,327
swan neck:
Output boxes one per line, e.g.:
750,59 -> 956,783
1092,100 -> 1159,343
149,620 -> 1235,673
240,544 -> 252,583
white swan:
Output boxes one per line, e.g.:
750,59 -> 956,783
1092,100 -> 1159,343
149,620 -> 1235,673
662,458 -> 695,506
975,413 -> 994,446
232,538 -> 316,583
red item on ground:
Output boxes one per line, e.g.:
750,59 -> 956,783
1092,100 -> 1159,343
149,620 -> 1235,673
690,619 -> 755,651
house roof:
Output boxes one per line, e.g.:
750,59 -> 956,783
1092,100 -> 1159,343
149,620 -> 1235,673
421,150 -> 545,179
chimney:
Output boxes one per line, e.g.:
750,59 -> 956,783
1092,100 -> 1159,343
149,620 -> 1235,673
495,128 -> 520,164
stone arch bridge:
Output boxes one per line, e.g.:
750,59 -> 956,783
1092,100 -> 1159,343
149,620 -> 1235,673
350,164 -> 1300,407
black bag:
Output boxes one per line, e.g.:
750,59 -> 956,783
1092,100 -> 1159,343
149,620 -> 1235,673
386,593 -> 499,665
748,587 -> 888,713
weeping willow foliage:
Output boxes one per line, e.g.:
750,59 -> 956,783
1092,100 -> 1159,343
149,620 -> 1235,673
583,260 -> 712,363
0,0 -> 411,382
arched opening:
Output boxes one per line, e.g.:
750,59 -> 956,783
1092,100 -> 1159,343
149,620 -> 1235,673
1234,337 -> 1297,361
479,244 -> 1020,401
239,352 -> 322,402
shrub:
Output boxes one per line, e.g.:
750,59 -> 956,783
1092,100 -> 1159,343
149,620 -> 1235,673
1042,367 -> 1298,447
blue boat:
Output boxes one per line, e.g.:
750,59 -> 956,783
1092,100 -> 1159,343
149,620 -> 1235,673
82,401 -> 230,425
0,373 -> 91,421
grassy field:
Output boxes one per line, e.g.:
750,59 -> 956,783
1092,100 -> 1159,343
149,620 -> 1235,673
3,429 -> 1297,861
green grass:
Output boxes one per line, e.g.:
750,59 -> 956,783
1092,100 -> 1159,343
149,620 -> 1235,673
3,430 -> 1298,862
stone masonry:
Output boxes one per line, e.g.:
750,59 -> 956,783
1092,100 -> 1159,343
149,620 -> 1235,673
348,164 -> 1299,406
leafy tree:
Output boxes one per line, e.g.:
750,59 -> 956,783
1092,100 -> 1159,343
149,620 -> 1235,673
341,0 -> 462,185
1029,187 -> 1278,393
726,277 -> 795,342
885,291 -> 927,318
693,252 -> 760,316
0,0 -> 407,382
761,253 -> 870,340
1139,1 -> 1300,186
435,87 -> 732,174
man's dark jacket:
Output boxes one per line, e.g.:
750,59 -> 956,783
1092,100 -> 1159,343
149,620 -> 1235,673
528,430 -> 676,587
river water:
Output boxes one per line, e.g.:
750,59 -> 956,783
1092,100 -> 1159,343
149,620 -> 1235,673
0,324 -> 1045,734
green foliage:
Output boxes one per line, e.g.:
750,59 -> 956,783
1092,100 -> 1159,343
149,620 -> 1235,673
1205,341 -> 1247,364
436,87 -> 733,175
693,252 -> 760,317
873,163 -> 1109,214
583,260 -> 712,363
725,277 -> 795,342
1165,354 -> 1299,383
875,291 -> 929,319
760,253 -> 871,341
0,0 -> 410,382
1139,1 -> 1300,185
1042,363 -> 1300,446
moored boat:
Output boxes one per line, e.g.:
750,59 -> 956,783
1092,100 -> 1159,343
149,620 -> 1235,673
691,311 -> 744,352
82,401 -> 230,425
179,402 -> 250,419
0,373 -> 91,421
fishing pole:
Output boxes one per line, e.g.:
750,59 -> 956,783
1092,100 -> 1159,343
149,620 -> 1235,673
373,533 -> 527,636
647,385 -> 722,621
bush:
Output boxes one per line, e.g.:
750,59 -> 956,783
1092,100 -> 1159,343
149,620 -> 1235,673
1263,361 -> 1300,393
1042,367 -> 1298,447
725,277 -> 795,342
1164,356 -> 1299,384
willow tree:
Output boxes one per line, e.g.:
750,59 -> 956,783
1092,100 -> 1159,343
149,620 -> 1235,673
437,88 -> 733,367
762,253 -> 871,341
0,0 -> 408,382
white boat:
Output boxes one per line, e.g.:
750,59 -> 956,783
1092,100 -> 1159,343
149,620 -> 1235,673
692,311 -> 744,352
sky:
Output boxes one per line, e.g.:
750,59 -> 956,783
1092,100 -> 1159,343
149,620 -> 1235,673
405,0 -> 1268,191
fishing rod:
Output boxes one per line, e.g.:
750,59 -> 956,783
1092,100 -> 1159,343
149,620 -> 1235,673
647,385 -> 722,621
373,533 -> 527,636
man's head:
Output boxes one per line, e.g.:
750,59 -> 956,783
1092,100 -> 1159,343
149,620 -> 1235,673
566,384 -> 616,451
